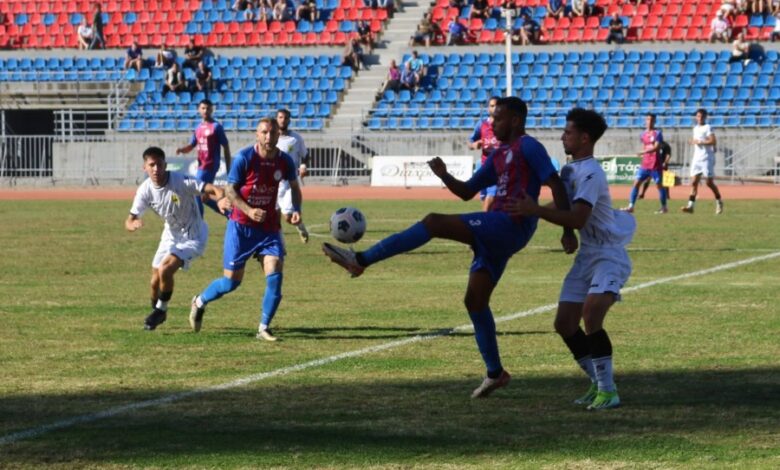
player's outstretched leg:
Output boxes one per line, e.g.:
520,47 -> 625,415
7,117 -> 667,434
189,295 -> 205,332
323,221 -> 432,277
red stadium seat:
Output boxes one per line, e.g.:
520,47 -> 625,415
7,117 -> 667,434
582,28 -> 597,41
596,28 -> 609,41
291,31 -> 305,45
331,9 -> 345,20
374,9 -> 387,21
552,28 -> 565,42
304,32 -> 318,44
656,27 -> 671,41
640,27 -> 655,41
566,28 -> 583,42
478,30 -> 492,43
284,20 -> 296,33
684,28 -> 700,40
745,26 -> 760,40
571,16 -> 585,29
646,15 -> 661,28
542,17 -> 555,30
585,16 -> 599,29
733,15 -> 748,28
690,16 -> 705,28
370,19 -> 381,32
334,31 -> 347,44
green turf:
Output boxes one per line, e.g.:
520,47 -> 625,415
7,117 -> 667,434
1,198 -> 779,469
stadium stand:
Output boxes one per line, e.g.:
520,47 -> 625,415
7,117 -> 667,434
0,0 -> 389,49
366,49 -> 780,130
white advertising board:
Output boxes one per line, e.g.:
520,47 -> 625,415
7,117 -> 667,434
370,156 -> 474,187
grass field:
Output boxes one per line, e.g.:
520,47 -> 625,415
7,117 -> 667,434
1,197 -> 779,469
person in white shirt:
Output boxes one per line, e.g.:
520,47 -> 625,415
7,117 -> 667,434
275,108 -> 310,243
126,146 -> 229,331
507,108 -> 636,410
709,12 -> 730,43
682,109 -> 724,214
76,18 -> 94,50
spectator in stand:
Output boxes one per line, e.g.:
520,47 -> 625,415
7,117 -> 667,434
164,62 -> 187,94
400,61 -> 418,92
77,18 -> 94,50
448,19 -> 470,45
406,50 -> 427,84
376,0 -> 397,18
771,10 -> 780,41
232,0 -> 250,11
735,0 -> 749,14
380,59 -> 402,95
772,0 -> 780,14
409,12 -> 435,47
154,43 -> 177,69
728,31 -> 751,64
357,20 -> 375,53
709,12 -> 731,43
194,61 -> 213,92
719,0 -> 737,19
90,3 -> 105,49
547,0 -> 567,18
242,0 -> 258,21
125,41 -> 144,73
571,0 -> 592,16
606,13 -> 625,44
182,36 -> 205,70
342,38 -> 365,72
258,0 -> 274,21
470,0 -> 491,20
512,12 -> 542,45
273,0 -> 291,21
751,0 -> 769,14
296,0 -> 319,22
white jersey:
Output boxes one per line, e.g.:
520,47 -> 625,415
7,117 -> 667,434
560,156 -> 636,247
276,130 -> 307,169
130,171 -> 207,242
692,124 -> 715,161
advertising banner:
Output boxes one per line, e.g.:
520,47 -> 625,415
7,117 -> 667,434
371,156 -> 474,187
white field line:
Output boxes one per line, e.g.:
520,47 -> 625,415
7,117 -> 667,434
2,251 -> 779,446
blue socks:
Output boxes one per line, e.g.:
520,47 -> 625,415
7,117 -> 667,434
359,222 -> 432,266
660,186 -> 668,207
468,308 -> 503,377
629,185 -> 639,206
200,277 -> 242,304
260,272 -> 283,327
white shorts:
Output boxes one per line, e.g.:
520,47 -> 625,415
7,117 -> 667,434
690,156 -> 715,178
276,178 -> 299,215
559,244 -> 632,303
152,228 -> 207,271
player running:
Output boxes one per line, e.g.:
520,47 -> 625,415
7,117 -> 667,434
322,97 -> 573,398
176,99 -> 232,216
275,108 -> 310,243
468,96 -> 501,211
622,113 -> 669,214
508,108 -> 636,410
125,146 -> 229,331
682,108 -> 724,214
190,118 -> 302,341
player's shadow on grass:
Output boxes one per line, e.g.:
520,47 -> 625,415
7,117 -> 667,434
216,326 -> 550,340
3,367 -> 779,465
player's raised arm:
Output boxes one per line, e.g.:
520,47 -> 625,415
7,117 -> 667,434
203,183 -> 230,214
428,156 -> 478,201
125,213 -> 143,232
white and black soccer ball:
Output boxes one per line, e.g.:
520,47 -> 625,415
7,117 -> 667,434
329,207 -> 367,244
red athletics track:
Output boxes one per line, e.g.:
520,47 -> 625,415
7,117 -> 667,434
0,184 -> 778,201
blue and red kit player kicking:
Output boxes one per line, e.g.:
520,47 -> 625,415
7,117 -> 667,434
323,97 -> 573,398
176,99 -> 232,216
190,118 -> 302,341
468,96 -> 501,211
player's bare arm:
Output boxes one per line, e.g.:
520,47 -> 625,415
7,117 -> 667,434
125,213 -> 143,232
289,179 -> 303,224
176,143 -> 195,155
203,183 -> 230,214
227,184 -> 265,222
428,157 -> 478,201
223,143 -> 231,170
468,140 -> 483,150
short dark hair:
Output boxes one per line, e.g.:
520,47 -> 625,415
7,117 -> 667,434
488,95 -> 500,104
199,99 -> 213,107
566,108 -> 608,143
646,112 -> 657,120
258,117 -> 279,129
277,108 -> 291,118
142,146 -> 166,161
496,96 -> 528,119
696,108 -> 708,117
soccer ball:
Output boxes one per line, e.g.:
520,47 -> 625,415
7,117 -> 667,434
330,207 -> 367,243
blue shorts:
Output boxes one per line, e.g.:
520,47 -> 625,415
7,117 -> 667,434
222,220 -> 285,271
635,168 -> 662,184
196,168 -> 217,185
459,211 -> 534,283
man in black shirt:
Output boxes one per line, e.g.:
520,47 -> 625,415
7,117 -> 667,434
182,36 -> 205,70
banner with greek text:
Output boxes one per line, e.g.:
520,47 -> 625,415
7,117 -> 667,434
597,156 -> 641,184
370,156 -> 474,187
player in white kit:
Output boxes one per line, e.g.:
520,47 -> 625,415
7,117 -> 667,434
126,146 -> 230,331
682,108 -> 724,214
508,108 -> 636,410
276,108 -> 310,243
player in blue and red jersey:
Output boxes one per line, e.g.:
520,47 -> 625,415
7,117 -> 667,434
622,113 -> 669,214
322,97 -> 573,398
468,96 -> 501,211
190,117 -> 302,342
176,99 -> 232,216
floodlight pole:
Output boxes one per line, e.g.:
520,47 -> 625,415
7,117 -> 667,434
503,8 -> 514,98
